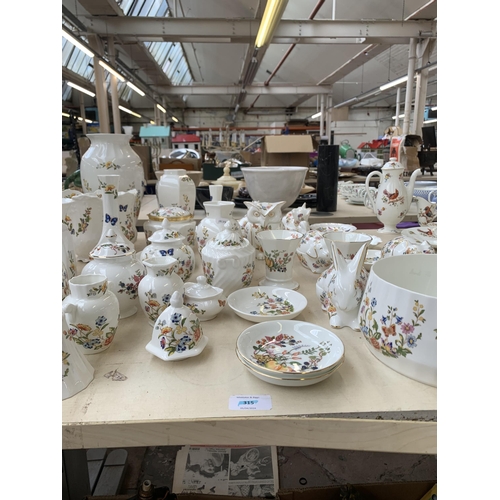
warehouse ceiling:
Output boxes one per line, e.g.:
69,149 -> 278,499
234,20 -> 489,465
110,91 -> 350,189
61,0 -> 437,119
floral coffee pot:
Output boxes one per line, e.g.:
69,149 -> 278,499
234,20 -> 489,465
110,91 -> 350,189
365,158 -> 420,233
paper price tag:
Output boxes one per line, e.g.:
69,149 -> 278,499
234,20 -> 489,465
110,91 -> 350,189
229,395 -> 272,411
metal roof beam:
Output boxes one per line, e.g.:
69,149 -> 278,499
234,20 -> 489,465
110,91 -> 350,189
80,18 -> 436,42
155,85 -> 332,95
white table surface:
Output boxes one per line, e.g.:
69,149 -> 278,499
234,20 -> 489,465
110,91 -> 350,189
63,229 -> 436,454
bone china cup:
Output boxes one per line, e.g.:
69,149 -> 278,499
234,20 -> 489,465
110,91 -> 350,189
358,254 -> 437,387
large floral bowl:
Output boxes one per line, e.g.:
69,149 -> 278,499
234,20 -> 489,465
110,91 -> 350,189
358,254 -> 437,387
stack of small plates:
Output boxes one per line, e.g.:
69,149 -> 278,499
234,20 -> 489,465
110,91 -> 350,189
236,320 -> 345,387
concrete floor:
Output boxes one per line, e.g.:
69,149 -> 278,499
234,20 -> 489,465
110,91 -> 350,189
118,445 -> 437,496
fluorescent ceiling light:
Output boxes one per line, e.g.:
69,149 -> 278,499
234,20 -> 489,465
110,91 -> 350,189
127,82 -> 145,96
62,112 -> 70,117
171,116 -> 179,122
119,105 -> 142,118
67,81 -> 95,97
78,117 -> 93,123
310,111 -> 322,119
255,0 -> 288,48
99,60 -> 125,82
380,75 -> 408,91
423,118 -> 437,124
150,120 -> 156,125
157,104 -> 167,113
62,29 -> 94,58
431,106 -> 437,111
392,114 -> 405,119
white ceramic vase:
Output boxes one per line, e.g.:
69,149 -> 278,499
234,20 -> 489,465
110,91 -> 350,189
141,219 -> 195,282
156,169 -> 196,216
365,158 -> 420,233
62,274 -> 120,355
138,256 -> 185,326
146,291 -> 208,361
80,133 -> 145,199
196,200 -> 235,253
316,232 -> 372,330
201,220 -> 256,296
62,310 -> 95,400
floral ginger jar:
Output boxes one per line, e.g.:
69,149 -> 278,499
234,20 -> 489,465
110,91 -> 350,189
140,219 -> 195,282
183,276 -> 227,321
201,220 -> 255,296
144,206 -> 196,248
138,256 -> 184,326
146,291 -> 208,361
62,274 -> 120,355
195,200 -> 235,253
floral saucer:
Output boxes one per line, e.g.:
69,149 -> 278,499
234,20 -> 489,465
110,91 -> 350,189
227,287 -> 307,323
236,320 -> 344,376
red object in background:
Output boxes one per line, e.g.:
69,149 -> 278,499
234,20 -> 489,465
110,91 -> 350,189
368,139 -> 390,149
172,134 -> 201,143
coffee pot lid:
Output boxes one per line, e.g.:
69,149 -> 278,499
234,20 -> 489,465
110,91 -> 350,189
212,220 -> 246,247
383,157 -> 404,169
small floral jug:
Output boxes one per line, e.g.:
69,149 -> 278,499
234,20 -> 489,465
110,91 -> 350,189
138,256 -> 185,326
146,291 -> 208,361
62,274 -> 120,355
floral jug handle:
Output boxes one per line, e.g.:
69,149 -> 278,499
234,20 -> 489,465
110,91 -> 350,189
365,171 -> 381,208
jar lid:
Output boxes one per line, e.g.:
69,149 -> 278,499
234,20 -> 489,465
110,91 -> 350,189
383,157 -> 404,169
148,218 -> 186,243
184,276 -> 222,299
90,229 -> 135,258
148,206 -> 193,222
212,220 -> 246,247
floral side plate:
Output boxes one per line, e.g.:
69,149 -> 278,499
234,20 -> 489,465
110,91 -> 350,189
227,287 -> 307,323
236,320 -> 345,375
401,226 -> 437,248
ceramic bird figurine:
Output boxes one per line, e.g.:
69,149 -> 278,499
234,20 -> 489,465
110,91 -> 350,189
239,200 -> 285,259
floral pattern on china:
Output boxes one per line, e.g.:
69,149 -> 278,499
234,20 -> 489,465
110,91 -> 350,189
250,290 -> 295,316
251,333 -> 332,373
359,293 -> 430,359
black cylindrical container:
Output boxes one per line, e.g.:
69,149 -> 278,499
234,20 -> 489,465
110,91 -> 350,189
316,144 -> 339,213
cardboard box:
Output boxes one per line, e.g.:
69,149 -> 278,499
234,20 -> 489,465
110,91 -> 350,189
240,151 -> 261,166
261,135 -> 314,168
159,157 -> 201,171
131,144 -> 155,180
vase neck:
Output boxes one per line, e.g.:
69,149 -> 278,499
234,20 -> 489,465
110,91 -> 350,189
69,275 -> 108,299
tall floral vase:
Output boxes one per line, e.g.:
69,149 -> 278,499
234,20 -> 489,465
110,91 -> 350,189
80,133 -> 145,221
62,274 -> 120,355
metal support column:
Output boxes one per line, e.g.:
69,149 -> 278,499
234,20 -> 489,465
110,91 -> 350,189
107,37 -> 122,133
395,87 -> 401,128
320,94 -> 325,137
413,39 -> 436,136
402,38 -> 417,135
79,94 -> 87,135
87,35 -> 111,133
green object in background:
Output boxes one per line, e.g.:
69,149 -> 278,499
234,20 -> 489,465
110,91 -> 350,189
339,140 -> 356,159
64,169 -> 82,190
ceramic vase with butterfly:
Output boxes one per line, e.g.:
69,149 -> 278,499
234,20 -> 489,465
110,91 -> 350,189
81,175 -> 145,318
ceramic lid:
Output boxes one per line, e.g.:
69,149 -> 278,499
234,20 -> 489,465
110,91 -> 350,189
383,157 -> 404,169
148,206 -> 193,222
211,220 -> 246,247
148,219 -> 186,243
90,229 -> 135,258
184,276 -> 223,299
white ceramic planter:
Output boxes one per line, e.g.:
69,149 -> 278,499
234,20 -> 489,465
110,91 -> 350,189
358,254 -> 437,387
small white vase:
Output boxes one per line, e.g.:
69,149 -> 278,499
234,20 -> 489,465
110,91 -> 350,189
62,274 -> 120,355
156,169 -> 196,216
138,256 -> 185,326
80,133 -> 145,198
62,310 -> 94,400
195,200 -> 235,253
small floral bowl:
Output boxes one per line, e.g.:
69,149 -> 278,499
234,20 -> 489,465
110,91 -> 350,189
358,254 -> 437,387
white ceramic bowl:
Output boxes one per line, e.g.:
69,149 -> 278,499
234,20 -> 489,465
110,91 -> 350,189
358,254 -> 437,386
236,320 -> 345,376
309,223 -> 357,233
227,286 -> 307,322
241,166 -> 308,209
